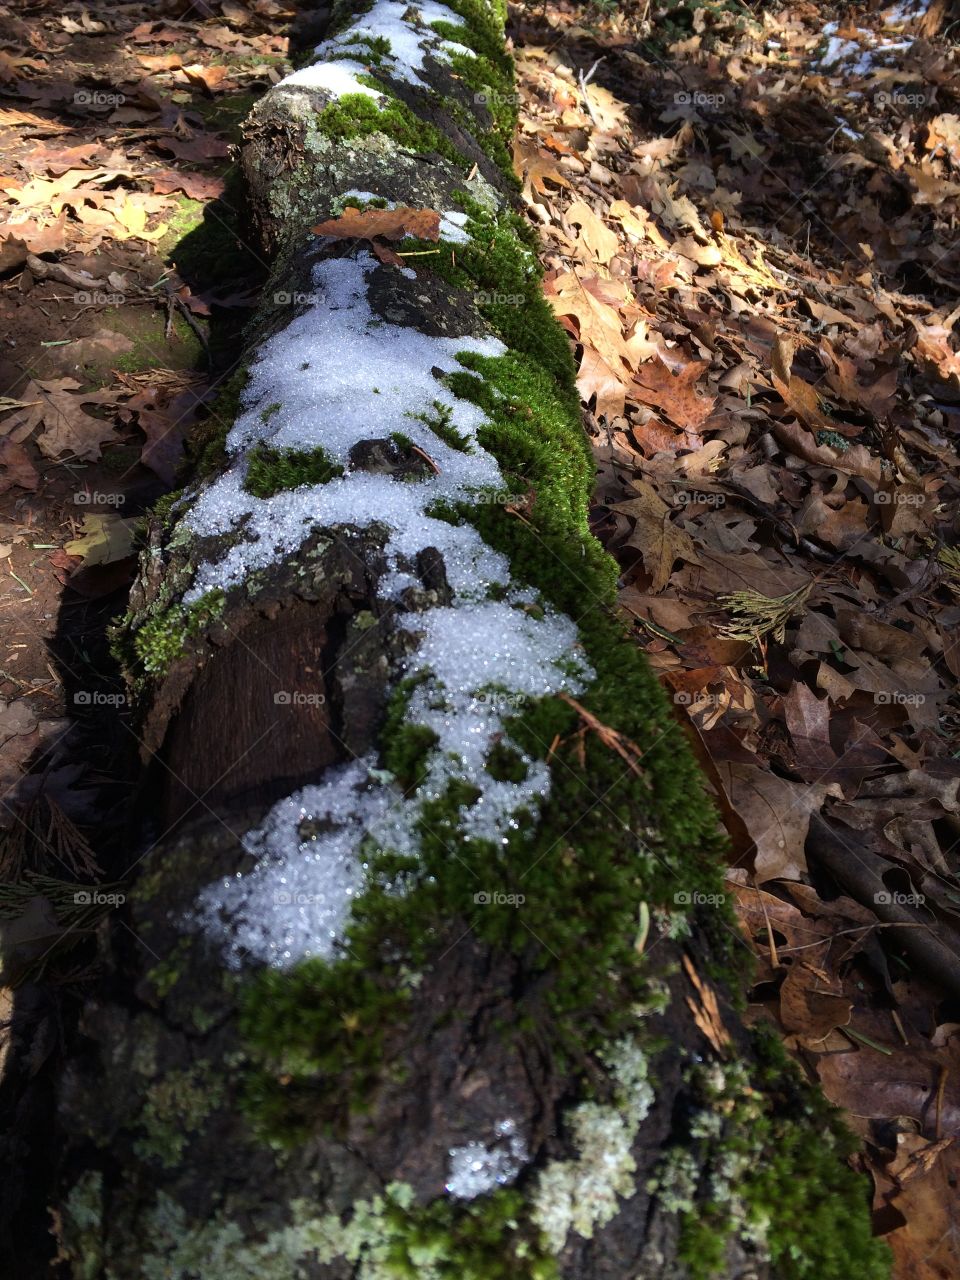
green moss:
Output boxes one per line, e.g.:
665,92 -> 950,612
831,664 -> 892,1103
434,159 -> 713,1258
407,400 -> 473,453
314,92 -> 467,169
243,442 -> 344,498
190,364 -> 249,476
109,308 -> 203,375
148,487 -> 186,529
194,92 -> 272,143
440,49 -> 518,177
133,589 -> 226,677
431,0 -> 512,75
328,32 -> 394,66
401,202 -> 576,392
485,741 -> 527,783
145,938 -> 192,998
59,1171 -> 105,1280
156,196 -> 205,260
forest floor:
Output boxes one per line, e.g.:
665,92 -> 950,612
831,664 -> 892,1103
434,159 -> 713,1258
0,0 -> 958,1276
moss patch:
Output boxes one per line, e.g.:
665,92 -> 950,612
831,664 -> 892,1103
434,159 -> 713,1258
134,1063 -> 225,1168
407,399 -> 473,453
107,306 -> 203,375
314,91 -> 467,169
401,202 -> 576,392
667,1028 -> 890,1280
243,442 -> 344,498
133,589 -> 226,677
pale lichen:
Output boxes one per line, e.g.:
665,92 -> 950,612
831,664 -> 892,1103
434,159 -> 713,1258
530,1037 -> 653,1251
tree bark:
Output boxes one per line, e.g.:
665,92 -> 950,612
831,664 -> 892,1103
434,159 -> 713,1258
34,4 -> 887,1278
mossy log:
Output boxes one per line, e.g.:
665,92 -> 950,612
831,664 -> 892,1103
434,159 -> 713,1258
45,3 -> 889,1278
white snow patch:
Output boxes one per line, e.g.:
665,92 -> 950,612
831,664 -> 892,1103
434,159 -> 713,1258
439,209 -> 471,243
279,60 -> 382,99
189,761 -> 382,970
816,1 -> 930,77
312,0 -> 476,91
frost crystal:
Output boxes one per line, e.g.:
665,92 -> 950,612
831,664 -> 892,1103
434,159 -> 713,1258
446,1119 -> 529,1199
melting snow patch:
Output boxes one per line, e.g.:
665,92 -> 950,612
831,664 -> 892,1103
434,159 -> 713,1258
312,0 -> 476,91
188,761 -> 382,970
816,5 -> 928,77
279,60 -> 383,99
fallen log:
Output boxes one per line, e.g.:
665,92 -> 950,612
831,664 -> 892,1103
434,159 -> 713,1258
45,3 -> 890,1277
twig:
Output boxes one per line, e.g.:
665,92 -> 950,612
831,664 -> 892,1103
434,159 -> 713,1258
557,692 -> 646,778
578,58 -> 603,127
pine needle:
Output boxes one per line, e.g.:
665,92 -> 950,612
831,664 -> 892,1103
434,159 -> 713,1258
938,546 -> 960,599
716,582 -> 812,644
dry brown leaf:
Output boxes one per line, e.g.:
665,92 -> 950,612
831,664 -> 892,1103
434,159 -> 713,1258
0,439 -> 39,495
718,762 -> 841,882
545,270 -> 633,417
770,333 -> 840,434
6,379 -> 119,461
565,200 -> 618,264
312,206 -> 441,262
632,350 -> 716,431
612,480 -> 698,593
0,211 -> 69,271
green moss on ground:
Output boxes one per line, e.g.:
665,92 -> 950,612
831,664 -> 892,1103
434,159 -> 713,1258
107,308 -> 203,376
156,196 -> 206,261
407,400 -> 473,453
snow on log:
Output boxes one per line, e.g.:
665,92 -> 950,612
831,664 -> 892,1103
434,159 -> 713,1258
51,3 -> 889,1278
